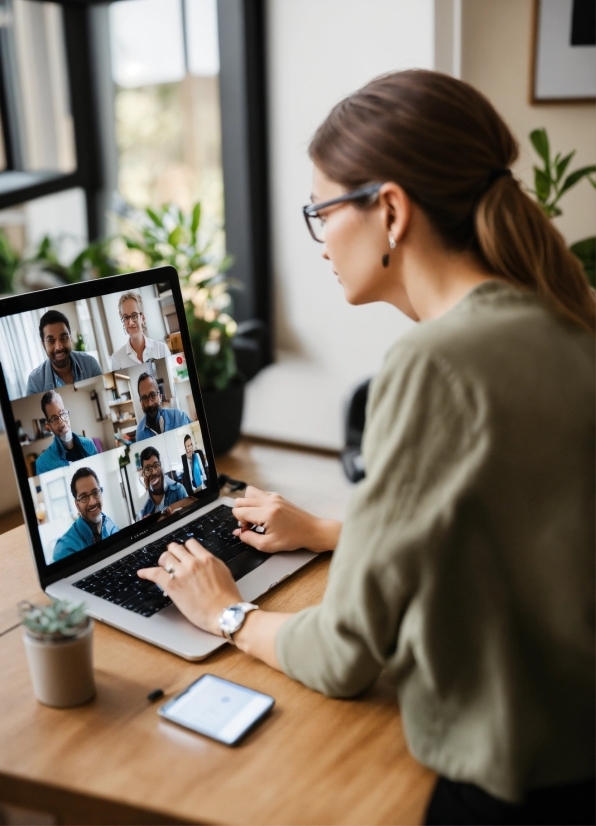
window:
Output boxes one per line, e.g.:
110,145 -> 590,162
109,0 -> 223,229
11,0 -> 75,174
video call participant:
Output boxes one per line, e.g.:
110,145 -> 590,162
110,291 -> 170,369
181,434 -> 206,493
35,391 -> 98,474
26,310 -> 102,396
136,446 -> 189,520
135,373 -> 191,441
53,467 -> 119,562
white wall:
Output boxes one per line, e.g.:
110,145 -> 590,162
243,0 -> 434,449
244,0 -> 594,451
460,0 -> 595,246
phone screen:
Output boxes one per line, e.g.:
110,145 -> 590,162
158,674 -> 274,745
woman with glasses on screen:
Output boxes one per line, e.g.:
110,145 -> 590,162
138,71 -> 595,825
109,291 -> 170,369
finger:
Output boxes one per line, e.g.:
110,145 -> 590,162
231,497 -> 264,512
244,485 -> 268,500
182,536 -> 213,559
236,527 -> 268,552
158,549 -> 182,570
231,505 -> 266,525
137,566 -> 170,591
162,542 -> 189,563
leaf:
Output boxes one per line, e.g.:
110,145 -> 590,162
530,128 -> 550,166
168,226 -> 184,248
146,207 -> 163,228
559,165 -> 596,197
191,203 -> 201,236
534,167 -> 551,202
555,151 -> 575,183
570,236 -> 596,287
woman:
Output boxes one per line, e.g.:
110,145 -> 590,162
110,291 -> 170,369
138,71 -> 595,825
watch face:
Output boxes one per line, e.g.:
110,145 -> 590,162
221,605 -> 244,633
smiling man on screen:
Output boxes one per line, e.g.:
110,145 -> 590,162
35,391 -> 98,475
26,311 -> 102,396
53,468 -> 119,561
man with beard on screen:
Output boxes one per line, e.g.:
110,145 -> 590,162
135,373 -> 191,442
26,310 -> 102,395
35,391 -> 98,474
53,467 -> 119,561
136,446 -> 191,520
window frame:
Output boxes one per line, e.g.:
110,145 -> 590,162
0,0 -> 113,240
0,0 -> 272,366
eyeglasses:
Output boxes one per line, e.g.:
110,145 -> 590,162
46,410 -> 70,426
302,183 -> 383,243
139,390 -> 160,404
141,461 -> 162,477
121,312 -> 141,326
75,487 -> 103,505
44,333 -> 71,346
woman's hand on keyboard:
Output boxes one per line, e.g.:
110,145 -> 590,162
137,539 -> 241,636
231,486 -> 341,554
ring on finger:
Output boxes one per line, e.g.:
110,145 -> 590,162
165,563 -> 176,579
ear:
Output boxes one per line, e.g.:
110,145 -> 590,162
45,420 -> 51,432
377,182 -> 412,243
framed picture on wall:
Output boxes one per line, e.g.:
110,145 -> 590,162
531,0 -> 596,103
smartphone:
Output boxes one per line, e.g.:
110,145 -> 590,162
158,674 -> 275,746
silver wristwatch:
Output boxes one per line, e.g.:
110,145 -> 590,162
218,602 -> 259,643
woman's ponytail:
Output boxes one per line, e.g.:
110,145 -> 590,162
309,69 -> 595,336
475,177 -> 595,334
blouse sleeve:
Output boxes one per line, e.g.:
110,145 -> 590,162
275,343 -> 484,698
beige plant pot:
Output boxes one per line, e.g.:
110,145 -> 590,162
23,620 -> 96,708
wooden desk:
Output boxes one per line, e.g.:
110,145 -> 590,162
0,439 -> 435,825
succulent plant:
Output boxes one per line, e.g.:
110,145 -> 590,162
19,599 -> 89,642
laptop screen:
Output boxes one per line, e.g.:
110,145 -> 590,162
0,267 -> 218,586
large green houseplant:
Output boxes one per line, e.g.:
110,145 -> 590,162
529,128 -> 596,287
120,203 -> 238,391
119,203 -> 244,454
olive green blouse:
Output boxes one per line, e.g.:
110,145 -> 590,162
276,281 -> 595,803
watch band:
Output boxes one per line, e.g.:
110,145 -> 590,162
219,602 -> 259,643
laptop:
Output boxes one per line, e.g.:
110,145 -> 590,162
0,266 -> 315,659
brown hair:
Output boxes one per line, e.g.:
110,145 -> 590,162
309,70 -> 595,334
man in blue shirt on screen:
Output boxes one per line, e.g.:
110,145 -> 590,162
26,310 -> 102,396
35,391 -> 98,475
136,445 -> 189,520
53,467 -> 119,561
135,372 -> 191,442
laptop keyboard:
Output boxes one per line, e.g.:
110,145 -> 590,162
73,505 -> 268,618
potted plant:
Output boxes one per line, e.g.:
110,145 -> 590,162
0,229 -> 21,295
19,599 -> 95,707
120,203 -> 245,454
529,128 -> 596,286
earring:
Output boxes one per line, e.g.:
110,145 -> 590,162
382,233 -> 396,268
